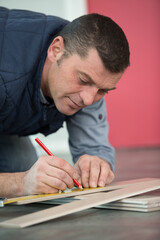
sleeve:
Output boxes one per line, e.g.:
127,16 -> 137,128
66,97 -> 116,172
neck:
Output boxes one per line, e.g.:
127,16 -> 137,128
41,58 -> 51,97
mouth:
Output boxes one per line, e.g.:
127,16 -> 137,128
67,97 -> 83,109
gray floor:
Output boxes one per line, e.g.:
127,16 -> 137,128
115,147 -> 160,181
0,147 -> 160,240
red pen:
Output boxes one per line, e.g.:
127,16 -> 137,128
35,137 -> 83,190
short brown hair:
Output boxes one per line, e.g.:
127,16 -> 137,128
58,13 -> 130,73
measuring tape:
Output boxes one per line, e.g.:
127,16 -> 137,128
0,187 -> 105,207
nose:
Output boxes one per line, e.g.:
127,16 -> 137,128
80,86 -> 99,106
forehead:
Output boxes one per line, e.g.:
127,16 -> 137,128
72,48 -> 123,88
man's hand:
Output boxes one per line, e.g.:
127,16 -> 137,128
23,155 -> 75,195
74,154 -> 114,188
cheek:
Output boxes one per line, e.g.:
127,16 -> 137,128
94,94 -> 104,103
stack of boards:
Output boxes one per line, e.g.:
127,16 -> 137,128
0,178 -> 159,228
42,190 -> 160,212
98,190 -> 160,212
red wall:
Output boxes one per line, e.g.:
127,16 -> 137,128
87,0 -> 160,147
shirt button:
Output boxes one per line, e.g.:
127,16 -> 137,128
99,114 -> 103,120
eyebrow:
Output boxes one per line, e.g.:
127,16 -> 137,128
78,71 -> 117,92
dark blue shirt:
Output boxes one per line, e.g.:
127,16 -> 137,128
0,7 -> 115,170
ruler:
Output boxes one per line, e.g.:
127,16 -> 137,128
0,178 -> 158,207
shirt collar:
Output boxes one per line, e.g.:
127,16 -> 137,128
40,89 -> 53,105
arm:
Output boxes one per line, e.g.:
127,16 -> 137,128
0,156 -> 75,197
0,172 -> 25,197
66,98 -> 115,188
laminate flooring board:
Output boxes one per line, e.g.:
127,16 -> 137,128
96,205 -> 160,212
98,191 -> 160,212
0,179 -> 159,228
43,190 -> 160,212
4,178 -> 157,206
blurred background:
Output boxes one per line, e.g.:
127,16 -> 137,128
0,0 -> 159,166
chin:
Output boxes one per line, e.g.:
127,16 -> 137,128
56,105 -> 77,116
63,109 -> 78,116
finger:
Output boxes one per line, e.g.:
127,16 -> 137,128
34,182 -> 59,194
73,164 -> 82,185
73,171 -> 82,185
44,165 -> 74,189
98,162 -> 115,186
89,159 -> 101,188
97,161 -> 110,186
79,159 -> 91,188
41,174 -> 67,191
105,170 -> 115,185
47,156 -> 75,178
73,162 -> 81,177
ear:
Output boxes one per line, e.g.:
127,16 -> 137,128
47,36 -> 64,63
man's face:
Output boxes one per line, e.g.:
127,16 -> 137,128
45,47 -> 123,116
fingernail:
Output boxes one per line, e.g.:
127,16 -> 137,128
84,183 -> 89,188
99,181 -> 105,186
91,182 -> 97,188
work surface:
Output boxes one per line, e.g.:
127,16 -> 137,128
0,147 -> 160,240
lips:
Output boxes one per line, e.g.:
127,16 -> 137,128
68,97 -> 83,108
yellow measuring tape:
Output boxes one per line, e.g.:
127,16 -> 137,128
0,187 -> 103,207
0,193 -> 60,206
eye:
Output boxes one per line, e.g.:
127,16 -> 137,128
79,77 -> 88,85
98,89 -> 109,94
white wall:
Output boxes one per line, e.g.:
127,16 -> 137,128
0,0 -> 87,21
0,0 -> 87,161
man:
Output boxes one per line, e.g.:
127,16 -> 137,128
0,7 -> 130,197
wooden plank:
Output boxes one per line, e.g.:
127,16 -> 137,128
5,178 -> 157,206
0,179 -> 159,228
96,205 -> 160,212
43,190 -> 160,212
